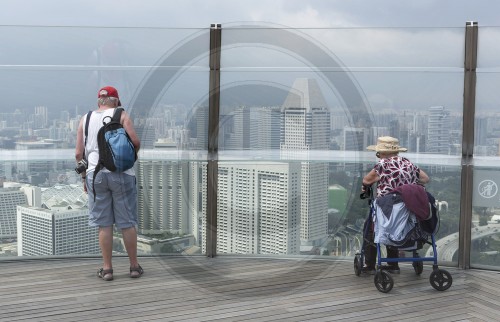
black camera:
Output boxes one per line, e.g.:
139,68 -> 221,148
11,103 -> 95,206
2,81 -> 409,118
75,159 -> 88,174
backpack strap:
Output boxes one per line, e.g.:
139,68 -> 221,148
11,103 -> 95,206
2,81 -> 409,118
91,108 -> 125,202
92,163 -> 102,202
84,111 -> 92,148
112,107 -> 124,123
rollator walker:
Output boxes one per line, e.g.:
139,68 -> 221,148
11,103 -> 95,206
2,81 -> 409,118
354,184 -> 453,293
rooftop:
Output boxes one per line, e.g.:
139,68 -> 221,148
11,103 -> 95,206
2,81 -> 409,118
2,256 -> 499,321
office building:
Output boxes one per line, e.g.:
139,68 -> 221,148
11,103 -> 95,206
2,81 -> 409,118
135,125 -> 156,149
253,106 -> 281,150
195,106 -> 208,150
343,127 -> 368,151
280,78 -> 330,246
17,206 -> 99,256
223,106 -> 251,150
0,188 -> 28,238
427,106 -> 451,154
220,106 -> 281,151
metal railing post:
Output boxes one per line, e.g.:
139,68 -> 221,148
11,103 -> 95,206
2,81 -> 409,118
206,23 -> 221,258
459,21 -> 478,269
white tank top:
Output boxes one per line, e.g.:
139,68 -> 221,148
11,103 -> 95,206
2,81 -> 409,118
82,108 -> 135,176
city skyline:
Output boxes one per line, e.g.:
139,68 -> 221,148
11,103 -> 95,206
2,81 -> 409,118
0,75 -> 484,260
2,98 -> 500,159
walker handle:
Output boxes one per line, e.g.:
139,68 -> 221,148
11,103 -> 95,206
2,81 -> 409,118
360,185 -> 372,199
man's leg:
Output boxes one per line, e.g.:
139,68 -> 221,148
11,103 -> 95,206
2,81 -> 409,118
122,226 -> 139,268
99,226 -> 114,269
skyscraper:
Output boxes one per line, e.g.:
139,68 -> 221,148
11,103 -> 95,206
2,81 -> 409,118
253,106 -> 281,150
34,106 -> 48,128
136,160 -> 191,235
220,106 -> 281,151
195,106 -> 208,150
427,106 -> 451,154
280,78 -> 330,246
343,126 -> 368,151
224,106 -> 251,150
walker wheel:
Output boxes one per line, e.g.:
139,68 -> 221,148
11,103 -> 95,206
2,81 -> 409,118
374,271 -> 394,293
354,254 -> 362,276
413,261 -> 424,275
429,269 -> 453,291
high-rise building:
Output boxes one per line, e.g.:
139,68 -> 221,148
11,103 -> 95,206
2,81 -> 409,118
190,161 -> 206,249
136,160 -> 191,235
34,106 -> 48,128
215,162 -> 301,255
343,127 -> 368,151
427,106 -> 451,154
20,185 -> 42,208
17,206 -> 99,256
220,106 -> 281,151
475,117 -> 488,146
195,106 -> 208,150
224,106 -> 251,150
253,106 -> 281,150
0,188 -> 28,238
280,78 -> 330,246
218,114 -> 234,150
135,125 -> 156,149
331,113 -> 348,131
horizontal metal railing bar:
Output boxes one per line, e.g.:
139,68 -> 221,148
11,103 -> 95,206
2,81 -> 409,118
0,148 -> 464,165
0,65 -> 466,72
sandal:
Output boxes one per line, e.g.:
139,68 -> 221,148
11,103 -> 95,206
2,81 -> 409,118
130,265 -> 144,278
97,268 -> 114,281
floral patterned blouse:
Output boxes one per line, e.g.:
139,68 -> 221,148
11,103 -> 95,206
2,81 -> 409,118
373,156 -> 420,197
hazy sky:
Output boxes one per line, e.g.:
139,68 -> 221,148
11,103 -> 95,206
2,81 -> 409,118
1,0 -> 497,28
0,0 -> 498,118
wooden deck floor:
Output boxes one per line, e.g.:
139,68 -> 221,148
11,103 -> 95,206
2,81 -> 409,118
1,256 -> 499,321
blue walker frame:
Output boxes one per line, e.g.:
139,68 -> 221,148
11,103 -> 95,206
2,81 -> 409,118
355,185 -> 453,293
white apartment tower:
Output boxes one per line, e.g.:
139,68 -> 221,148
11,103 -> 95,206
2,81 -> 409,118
215,162 -> 301,255
136,160 -> 191,235
0,188 -> 28,238
280,78 -> 330,246
17,206 -> 99,256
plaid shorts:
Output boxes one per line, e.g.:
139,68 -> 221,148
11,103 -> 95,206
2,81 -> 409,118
86,170 -> 138,229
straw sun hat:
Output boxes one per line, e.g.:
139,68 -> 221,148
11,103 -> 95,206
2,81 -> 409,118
366,136 -> 407,153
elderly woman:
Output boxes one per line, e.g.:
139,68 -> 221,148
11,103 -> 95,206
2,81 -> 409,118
361,136 -> 429,274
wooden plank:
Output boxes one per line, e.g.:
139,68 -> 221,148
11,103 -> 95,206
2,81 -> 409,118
0,257 -> 499,321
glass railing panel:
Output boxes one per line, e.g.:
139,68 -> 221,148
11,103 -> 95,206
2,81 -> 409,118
0,25 -> 210,258
470,26 -> 500,269
217,26 -> 464,264
477,26 -> 500,69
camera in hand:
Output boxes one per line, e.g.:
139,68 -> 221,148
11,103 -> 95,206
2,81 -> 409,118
75,159 -> 88,174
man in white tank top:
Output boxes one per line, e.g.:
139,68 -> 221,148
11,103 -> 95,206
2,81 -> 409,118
75,86 -> 142,281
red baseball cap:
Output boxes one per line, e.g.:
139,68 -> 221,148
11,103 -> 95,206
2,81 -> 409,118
98,86 -> 121,106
